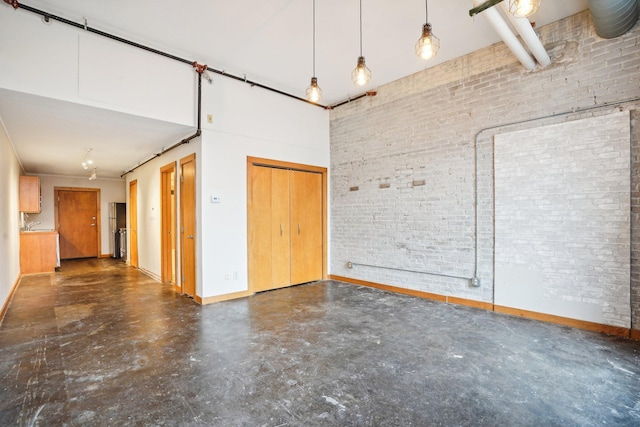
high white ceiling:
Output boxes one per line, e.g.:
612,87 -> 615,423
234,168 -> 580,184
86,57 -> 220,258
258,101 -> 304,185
0,0 -> 590,178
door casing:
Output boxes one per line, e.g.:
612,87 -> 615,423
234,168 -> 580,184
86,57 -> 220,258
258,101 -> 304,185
129,180 -> 138,268
180,154 -> 196,297
161,162 -> 178,286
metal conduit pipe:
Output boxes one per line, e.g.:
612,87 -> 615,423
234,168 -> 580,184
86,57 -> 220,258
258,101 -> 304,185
590,0 -> 640,39
121,67 -> 204,177
499,2 -> 551,67
472,96 -> 640,294
472,0 -> 536,70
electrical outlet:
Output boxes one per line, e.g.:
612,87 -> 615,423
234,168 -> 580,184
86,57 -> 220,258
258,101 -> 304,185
471,277 -> 481,287
347,261 -> 353,269
225,273 -> 231,280
207,114 -> 213,124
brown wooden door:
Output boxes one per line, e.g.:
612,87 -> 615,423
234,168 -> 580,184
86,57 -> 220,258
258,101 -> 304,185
129,180 -> 138,268
249,166 -> 274,292
290,170 -> 323,284
247,158 -> 325,293
271,168 -> 292,288
180,154 -> 196,297
161,162 -> 177,284
57,190 -> 99,259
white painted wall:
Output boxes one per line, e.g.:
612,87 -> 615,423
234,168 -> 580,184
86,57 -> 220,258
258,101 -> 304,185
26,175 -> 126,256
125,141 -> 201,283
126,75 -> 329,298
0,120 -> 23,310
0,8 -> 194,126
199,77 -> 329,298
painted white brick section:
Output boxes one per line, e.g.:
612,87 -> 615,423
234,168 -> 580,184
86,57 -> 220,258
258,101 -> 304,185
494,112 -> 631,328
330,11 -> 640,328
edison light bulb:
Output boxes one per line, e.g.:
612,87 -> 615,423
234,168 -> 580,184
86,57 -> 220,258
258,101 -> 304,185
415,24 -> 440,60
509,0 -> 540,18
306,77 -> 322,103
351,57 -> 371,86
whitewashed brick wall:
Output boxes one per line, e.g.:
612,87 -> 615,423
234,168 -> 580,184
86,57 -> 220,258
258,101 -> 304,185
494,112 -> 630,328
330,11 -> 640,329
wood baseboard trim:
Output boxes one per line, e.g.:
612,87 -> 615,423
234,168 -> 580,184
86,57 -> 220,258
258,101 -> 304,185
330,275 -> 447,303
99,253 -> 112,258
198,290 -> 254,305
330,275 -> 492,310
0,274 -> 22,325
330,275 -> 634,340
494,305 -> 630,338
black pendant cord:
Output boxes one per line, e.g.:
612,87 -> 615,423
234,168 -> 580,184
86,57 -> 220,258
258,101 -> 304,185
359,0 -> 363,56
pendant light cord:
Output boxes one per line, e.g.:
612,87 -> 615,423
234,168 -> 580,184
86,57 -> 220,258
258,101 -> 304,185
312,0 -> 316,76
359,0 -> 363,56
425,0 -> 429,22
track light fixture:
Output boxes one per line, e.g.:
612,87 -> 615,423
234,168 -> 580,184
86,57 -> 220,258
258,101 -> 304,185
352,0 -> 371,86
416,0 -> 440,60
89,167 -> 97,181
306,0 -> 322,103
508,0 -> 540,18
81,148 -> 93,170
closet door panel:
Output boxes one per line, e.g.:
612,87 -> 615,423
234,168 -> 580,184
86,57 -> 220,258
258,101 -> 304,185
271,168 -> 291,288
249,166 -> 273,292
290,170 -> 323,284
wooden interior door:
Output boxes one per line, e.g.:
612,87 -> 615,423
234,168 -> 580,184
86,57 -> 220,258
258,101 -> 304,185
180,154 -> 196,297
248,166 -> 274,292
290,170 -> 323,284
161,162 -> 177,285
129,180 -> 138,268
271,168 -> 292,288
247,158 -> 326,293
56,189 -> 99,259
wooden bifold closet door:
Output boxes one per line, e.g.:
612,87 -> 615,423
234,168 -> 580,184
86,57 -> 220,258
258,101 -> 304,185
248,160 -> 324,293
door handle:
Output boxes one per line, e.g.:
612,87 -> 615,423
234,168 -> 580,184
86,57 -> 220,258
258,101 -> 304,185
187,235 -> 194,239
298,223 -> 300,234
90,223 -> 96,226
280,224 -> 283,236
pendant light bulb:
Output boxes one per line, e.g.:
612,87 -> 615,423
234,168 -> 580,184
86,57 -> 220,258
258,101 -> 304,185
352,0 -> 371,86
306,0 -> 322,103
415,23 -> 440,60
352,56 -> 371,86
306,77 -> 322,103
508,0 -> 540,18
416,0 -> 439,60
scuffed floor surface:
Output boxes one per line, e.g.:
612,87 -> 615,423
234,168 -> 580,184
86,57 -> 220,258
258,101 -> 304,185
1,259 -> 640,426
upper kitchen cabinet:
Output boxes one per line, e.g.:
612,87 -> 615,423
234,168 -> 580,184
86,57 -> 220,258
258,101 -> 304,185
19,176 -> 41,213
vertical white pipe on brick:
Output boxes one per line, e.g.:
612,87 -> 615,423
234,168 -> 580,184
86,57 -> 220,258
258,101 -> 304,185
499,2 -> 551,67
472,0 -> 536,70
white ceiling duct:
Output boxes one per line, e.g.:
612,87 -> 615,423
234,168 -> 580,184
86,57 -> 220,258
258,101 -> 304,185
589,0 -> 640,39
472,0 -> 536,70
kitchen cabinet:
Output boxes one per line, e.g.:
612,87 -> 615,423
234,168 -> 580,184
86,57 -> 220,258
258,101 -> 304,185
20,231 -> 59,274
19,176 -> 41,213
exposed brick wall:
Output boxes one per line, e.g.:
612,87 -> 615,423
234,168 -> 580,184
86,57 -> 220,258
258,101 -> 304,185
494,112 -> 630,328
330,11 -> 640,329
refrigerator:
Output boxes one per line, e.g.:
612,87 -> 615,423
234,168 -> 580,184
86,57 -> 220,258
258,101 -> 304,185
109,202 -> 127,258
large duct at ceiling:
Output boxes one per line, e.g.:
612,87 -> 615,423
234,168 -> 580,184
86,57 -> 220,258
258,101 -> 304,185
589,0 -> 640,38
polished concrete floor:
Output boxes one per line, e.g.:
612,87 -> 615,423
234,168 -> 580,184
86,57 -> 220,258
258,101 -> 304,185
1,258 -> 639,426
